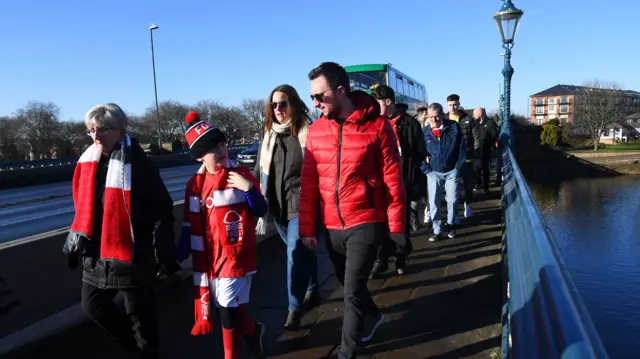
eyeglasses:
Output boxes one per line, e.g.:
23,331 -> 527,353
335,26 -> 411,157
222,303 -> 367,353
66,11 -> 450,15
310,89 -> 332,102
87,126 -> 116,136
270,101 -> 288,110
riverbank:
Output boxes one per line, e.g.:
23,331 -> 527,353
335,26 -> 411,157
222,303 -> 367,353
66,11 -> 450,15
569,151 -> 640,175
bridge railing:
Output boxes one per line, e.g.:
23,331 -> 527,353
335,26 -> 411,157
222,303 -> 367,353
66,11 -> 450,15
501,147 -> 610,359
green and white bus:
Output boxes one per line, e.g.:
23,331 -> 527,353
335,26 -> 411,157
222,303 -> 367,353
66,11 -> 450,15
344,63 -> 428,114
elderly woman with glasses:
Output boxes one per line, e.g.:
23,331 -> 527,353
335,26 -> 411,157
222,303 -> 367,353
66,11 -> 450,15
63,103 -> 179,358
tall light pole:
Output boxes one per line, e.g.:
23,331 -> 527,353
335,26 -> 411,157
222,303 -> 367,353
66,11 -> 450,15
149,24 -> 162,153
494,0 -> 523,152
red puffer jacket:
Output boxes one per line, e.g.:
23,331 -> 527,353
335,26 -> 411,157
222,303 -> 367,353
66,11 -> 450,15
299,91 -> 406,237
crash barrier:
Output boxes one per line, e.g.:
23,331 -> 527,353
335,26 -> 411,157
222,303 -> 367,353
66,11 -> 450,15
0,144 -> 254,189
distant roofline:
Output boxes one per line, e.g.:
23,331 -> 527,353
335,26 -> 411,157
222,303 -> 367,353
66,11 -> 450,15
532,84 -> 640,97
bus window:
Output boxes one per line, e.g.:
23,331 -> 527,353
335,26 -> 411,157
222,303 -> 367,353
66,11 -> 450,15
346,71 -> 386,91
395,73 -> 404,95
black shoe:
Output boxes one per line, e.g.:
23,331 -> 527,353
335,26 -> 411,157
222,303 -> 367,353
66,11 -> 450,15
284,311 -> 301,331
303,290 -> 320,310
245,322 -> 265,359
410,214 -> 420,232
369,259 -> 388,279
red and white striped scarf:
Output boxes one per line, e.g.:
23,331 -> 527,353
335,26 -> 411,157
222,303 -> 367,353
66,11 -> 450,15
185,162 -> 252,336
69,135 -> 134,262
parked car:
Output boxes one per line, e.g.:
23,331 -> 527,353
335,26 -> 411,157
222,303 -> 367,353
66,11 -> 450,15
236,141 -> 260,168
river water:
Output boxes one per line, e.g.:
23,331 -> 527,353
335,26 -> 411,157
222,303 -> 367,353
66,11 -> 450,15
529,177 -> 640,359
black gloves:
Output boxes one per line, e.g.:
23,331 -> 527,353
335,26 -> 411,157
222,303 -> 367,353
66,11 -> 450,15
62,232 -> 89,270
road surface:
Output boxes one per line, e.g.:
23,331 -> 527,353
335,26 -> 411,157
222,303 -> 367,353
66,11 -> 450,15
0,164 -> 201,243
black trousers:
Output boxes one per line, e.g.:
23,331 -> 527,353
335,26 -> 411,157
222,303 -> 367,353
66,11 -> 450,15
474,153 -> 492,191
326,223 -> 386,359
81,282 -> 159,358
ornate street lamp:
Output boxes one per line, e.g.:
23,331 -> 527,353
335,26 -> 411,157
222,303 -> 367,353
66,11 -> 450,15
494,0 -> 523,151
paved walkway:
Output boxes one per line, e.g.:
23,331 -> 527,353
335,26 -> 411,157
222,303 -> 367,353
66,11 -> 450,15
3,190 -> 503,359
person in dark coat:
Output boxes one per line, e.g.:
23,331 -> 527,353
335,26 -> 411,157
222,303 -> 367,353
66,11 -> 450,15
63,103 -> 179,359
369,85 -> 427,278
472,107 -> 499,192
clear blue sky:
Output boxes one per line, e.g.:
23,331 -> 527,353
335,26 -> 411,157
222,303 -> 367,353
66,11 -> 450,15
1,0 -> 639,121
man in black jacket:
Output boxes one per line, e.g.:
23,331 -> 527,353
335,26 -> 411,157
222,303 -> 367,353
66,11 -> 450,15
369,85 -> 427,277
63,103 -> 179,359
446,94 -> 480,219
473,107 -> 499,193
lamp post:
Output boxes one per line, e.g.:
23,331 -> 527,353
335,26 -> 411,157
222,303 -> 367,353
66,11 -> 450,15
149,24 -> 162,153
494,0 -> 523,152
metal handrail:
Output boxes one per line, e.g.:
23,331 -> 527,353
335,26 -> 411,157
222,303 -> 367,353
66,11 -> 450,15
501,147 -> 610,359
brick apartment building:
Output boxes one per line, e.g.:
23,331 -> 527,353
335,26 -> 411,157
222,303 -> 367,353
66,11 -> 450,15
529,84 -> 640,126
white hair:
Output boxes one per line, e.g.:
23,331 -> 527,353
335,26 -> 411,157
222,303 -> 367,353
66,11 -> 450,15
84,103 -> 128,130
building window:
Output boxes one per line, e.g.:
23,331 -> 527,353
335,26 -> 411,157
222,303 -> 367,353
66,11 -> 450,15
536,106 -> 545,114
548,98 -> 557,104
535,98 -> 544,105
560,105 -> 569,113
560,116 -> 568,125
604,128 -> 610,137
548,105 -> 556,112
536,116 -> 544,126
560,97 -> 569,104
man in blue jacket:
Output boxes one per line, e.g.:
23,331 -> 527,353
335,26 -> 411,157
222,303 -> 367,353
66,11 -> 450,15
421,102 -> 466,241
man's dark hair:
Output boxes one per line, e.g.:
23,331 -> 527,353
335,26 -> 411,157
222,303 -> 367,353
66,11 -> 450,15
371,85 -> 395,103
416,107 -> 429,114
447,94 -> 460,102
428,102 -> 444,114
308,62 -> 350,93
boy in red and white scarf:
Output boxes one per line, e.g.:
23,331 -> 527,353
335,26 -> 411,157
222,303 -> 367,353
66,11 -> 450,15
177,112 -> 268,359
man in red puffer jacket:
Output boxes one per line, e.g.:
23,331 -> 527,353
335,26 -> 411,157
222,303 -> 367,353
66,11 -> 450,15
299,62 -> 407,359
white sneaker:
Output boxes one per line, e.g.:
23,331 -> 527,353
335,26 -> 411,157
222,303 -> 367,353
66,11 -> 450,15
423,208 -> 432,224
464,203 -> 472,218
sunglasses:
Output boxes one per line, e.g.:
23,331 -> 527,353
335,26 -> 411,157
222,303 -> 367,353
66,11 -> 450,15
310,89 -> 332,102
270,101 -> 288,110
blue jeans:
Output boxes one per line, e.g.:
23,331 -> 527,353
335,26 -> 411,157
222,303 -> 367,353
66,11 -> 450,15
427,169 -> 460,234
275,216 -> 320,312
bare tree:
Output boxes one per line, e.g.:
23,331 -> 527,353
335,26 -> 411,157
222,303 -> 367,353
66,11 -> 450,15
140,100 -> 191,146
15,101 -> 61,159
55,121 -> 92,157
574,80 -> 635,151
241,98 -> 266,132
126,113 -> 154,143
0,117 -> 23,162
193,100 -> 243,143
213,107 -> 243,143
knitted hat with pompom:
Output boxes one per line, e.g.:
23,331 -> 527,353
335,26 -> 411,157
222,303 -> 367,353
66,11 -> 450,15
184,111 -> 226,159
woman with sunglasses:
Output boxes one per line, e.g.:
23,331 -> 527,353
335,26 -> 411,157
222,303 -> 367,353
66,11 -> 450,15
254,84 -> 324,330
